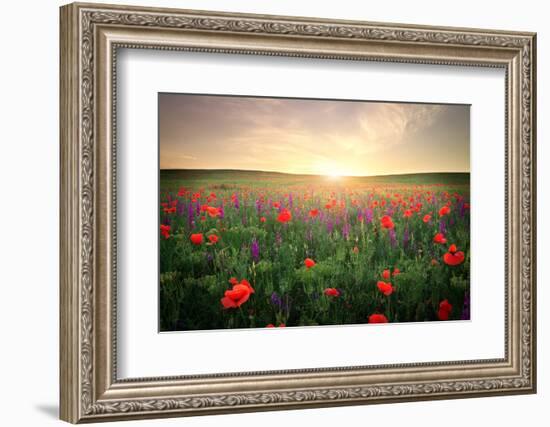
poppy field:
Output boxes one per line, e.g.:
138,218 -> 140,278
159,170 -> 470,331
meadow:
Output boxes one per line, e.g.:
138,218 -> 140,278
159,169 -> 470,331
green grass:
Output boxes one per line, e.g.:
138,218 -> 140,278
161,169 -> 470,189
159,169 -> 470,331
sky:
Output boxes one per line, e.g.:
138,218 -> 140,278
159,93 -> 470,177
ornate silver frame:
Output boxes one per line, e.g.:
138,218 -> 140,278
60,2 -> 537,423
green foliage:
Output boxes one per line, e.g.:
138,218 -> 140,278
159,170 -> 470,331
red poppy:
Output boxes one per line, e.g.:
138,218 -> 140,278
380,215 -> 395,229
392,267 -> 400,276
423,214 -> 432,223
260,216 -> 266,223
272,202 -> 280,209
323,288 -> 340,297
433,233 -> 447,244
309,208 -> 319,218
439,205 -> 451,216
377,281 -> 394,296
190,233 -> 203,245
228,277 -> 238,285
403,209 -> 413,218
277,209 -> 292,223
160,224 -> 171,239
443,244 -> 465,266
221,284 -> 253,309
163,207 -> 176,214
266,323 -> 286,328
177,187 -> 186,197
304,258 -> 316,269
382,269 -> 391,280
368,313 -> 389,324
437,299 -> 453,320
221,279 -> 255,309
240,278 -> 254,292
206,206 -> 220,218
208,234 -> 219,244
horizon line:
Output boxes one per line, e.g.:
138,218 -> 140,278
160,168 -> 471,178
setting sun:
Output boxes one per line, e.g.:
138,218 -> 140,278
326,171 -> 343,179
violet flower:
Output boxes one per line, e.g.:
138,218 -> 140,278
461,292 -> 471,320
270,292 -> 282,308
403,226 -> 410,249
439,219 -> 447,234
251,238 -> 260,262
389,228 -> 397,247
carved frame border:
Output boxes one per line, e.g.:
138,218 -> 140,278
60,2 -> 536,423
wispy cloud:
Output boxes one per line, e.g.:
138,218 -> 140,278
159,94 -> 469,176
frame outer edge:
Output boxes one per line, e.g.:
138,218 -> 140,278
529,33 -> 537,393
60,3 -> 81,424
59,2 -> 537,422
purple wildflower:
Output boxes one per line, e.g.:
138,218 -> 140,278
187,202 -> 195,228
458,199 -> 466,218
403,226 -> 410,249
389,228 -> 397,247
251,238 -> 260,262
342,222 -> 350,240
461,292 -> 471,320
270,292 -> 282,308
364,208 -> 373,224
439,219 -> 447,234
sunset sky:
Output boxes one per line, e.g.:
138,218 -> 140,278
159,93 -> 470,177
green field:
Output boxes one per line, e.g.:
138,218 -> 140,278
161,169 -> 470,188
159,169 -> 470,331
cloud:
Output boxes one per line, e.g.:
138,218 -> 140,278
357,103 -> 446,152
159,94 -> 467,175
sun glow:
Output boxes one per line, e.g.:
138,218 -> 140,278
326,171 -> 343,180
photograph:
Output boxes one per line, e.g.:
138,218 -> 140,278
158,94 -> 471,331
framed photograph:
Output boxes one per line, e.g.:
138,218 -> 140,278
60,2 -> 537,423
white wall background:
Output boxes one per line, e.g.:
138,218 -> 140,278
0,0 -> 545,425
